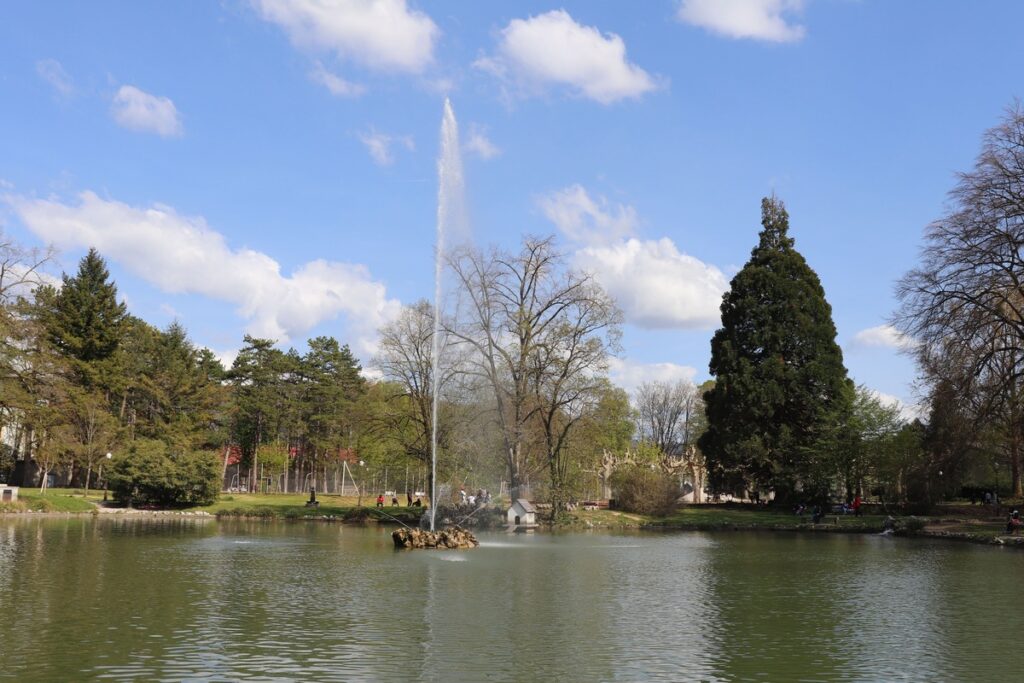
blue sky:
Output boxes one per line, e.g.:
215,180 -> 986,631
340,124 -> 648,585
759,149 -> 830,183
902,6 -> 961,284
2,1 -> 1023,415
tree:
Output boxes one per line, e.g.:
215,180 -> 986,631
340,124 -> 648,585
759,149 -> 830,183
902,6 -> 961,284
46,248 -> 127,383
229,336 -> 288,492
895,104 -> 1024,496
107,438 -> 220,507
843,386 -> 904,500
634,380 -> 703,455
63,386 -> 120,495
448,236 -> 621,507
375,300 -> 459,501
700,197 -> 853,502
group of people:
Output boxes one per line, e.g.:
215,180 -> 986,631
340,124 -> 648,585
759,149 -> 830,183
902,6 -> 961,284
794,495 -> 863,523
375,493 -> 422,508
458,487 -> 491,507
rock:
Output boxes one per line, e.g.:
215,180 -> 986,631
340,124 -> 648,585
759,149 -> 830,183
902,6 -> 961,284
392,526 -> 479,549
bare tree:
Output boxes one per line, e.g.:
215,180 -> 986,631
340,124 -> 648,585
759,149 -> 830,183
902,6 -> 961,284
0,230 -> 54,308
634,380 -> 703,454
448,236 -> 621,506
374,300 -> 461,500
895,103 -> 1024,493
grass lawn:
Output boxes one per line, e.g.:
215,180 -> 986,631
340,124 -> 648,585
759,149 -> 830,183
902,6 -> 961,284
3,488 -> 101,513
568,505 -> 890,532
191,492 -> 425,523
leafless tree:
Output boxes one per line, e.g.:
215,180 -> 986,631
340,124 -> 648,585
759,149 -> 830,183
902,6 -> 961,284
374,300 -> 462,499
895,103 -> 1024,493
447,236 -> 621,507
634,379 -> 703,455
0,230 -> 55,308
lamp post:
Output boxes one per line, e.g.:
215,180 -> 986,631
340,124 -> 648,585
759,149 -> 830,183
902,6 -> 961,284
103,452 -> 112,502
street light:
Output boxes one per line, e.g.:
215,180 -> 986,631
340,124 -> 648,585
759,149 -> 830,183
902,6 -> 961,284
103,452 -> 112,502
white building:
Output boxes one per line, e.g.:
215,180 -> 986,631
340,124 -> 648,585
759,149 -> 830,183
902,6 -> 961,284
507,498 -> 537,527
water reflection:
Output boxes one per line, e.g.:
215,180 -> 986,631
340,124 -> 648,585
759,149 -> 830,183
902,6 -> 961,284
2,519 -> 1024,682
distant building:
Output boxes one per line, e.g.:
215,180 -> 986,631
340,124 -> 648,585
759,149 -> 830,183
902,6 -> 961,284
507,498 -> 537,527
1,485 -> 18,503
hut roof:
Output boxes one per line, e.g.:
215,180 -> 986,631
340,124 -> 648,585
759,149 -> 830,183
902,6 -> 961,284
513,498 -> 537,513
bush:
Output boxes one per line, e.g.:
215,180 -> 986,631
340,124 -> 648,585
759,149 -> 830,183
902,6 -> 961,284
610,465 -> 680,517
108,439 -> 220,508
898,516 -> 926,533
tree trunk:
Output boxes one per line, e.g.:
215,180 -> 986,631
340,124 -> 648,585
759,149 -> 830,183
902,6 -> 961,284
221,445 -> 230,491
85,463 -> 93,497
1011,416 -> 1023,498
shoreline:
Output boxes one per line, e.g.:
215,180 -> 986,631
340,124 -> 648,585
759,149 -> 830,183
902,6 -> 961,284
4,505 -> 1024,549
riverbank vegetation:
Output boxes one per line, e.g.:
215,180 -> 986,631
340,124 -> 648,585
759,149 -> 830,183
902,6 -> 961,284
4,105 -> 1024,517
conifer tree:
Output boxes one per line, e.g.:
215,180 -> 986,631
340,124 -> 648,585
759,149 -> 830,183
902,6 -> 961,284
699,197 -> 852,501
47,248 -> 127,380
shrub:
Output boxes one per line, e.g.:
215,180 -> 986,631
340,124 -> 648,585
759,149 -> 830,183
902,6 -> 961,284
610,465 -> 680,517
898,516 -> 926,533
108,439 -> 220,508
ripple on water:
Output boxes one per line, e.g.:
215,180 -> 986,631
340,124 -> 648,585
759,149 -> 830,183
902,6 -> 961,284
4,520 -> 1024,682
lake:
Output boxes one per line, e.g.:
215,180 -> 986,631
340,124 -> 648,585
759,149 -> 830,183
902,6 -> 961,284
1,517 -> 1022,682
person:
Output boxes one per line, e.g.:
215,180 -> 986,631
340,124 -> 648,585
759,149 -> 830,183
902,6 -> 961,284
407,490 -> 413,506
812,505 -> 823,524
391,495 -> 399,507
413,497 -> 422,507
468,494 -> 476,506
852,494 -> 862,517
459,487 -> 467,504
1007,509 -> 1022,535
376,494 -> 384,508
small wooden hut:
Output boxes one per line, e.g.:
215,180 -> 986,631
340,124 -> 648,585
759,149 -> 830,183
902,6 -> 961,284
507,498 -> 537,528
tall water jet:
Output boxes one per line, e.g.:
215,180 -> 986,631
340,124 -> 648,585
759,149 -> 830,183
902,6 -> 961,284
430,98 -> 465,532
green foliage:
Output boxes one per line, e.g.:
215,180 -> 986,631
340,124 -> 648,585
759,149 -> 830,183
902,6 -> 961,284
46,248 -> 127,373
700,197 -> 853,501
610,464 -> 680,517
107,439 -> 220,507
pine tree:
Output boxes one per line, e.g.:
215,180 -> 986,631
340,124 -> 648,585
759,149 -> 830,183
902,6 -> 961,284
699,197 -> 852,501
48,248 -> 127,379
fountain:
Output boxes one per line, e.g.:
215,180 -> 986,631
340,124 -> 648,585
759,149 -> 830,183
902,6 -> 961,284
393,98 -> 477,550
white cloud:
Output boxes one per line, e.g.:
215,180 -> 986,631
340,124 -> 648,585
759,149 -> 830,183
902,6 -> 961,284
358,128 -> 414,166
608,357 -> 698,393
871,389 -> 925,423
211,347 -> 239,370
159,303 -> 181,319
540,184 -> 637,245
677,0 -> 806,43
4,191 -> 400,354
36,59 -> 74,97
464,124 -> 500,160
475,9 -> 658,104
575,238 -> 728,329
309,61 -> 365,97
111,85 -> 183,138
853,324 -> 916,351
252,0 -> 438,73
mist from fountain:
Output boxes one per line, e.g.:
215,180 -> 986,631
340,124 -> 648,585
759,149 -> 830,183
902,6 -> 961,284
430,98 -> 465,532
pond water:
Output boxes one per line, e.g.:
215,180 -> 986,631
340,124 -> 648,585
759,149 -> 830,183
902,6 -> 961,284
2,517 -> 1022,682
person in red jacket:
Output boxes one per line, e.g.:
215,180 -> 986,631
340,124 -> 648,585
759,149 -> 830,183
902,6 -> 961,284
852,494 -> 862,517
376,494 -> 385,508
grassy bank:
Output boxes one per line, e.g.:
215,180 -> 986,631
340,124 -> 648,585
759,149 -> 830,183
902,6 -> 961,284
1,489 -> 103,513
192,493 -> 425,524
561,505 -> 887,533
5,490 -> 1024,546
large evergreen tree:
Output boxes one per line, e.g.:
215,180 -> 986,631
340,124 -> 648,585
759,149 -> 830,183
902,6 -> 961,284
47,248 -> 127,379
699,197 -> 852,501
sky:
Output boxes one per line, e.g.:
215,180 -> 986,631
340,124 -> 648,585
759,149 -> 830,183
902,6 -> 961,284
2,0 -> 1023,417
